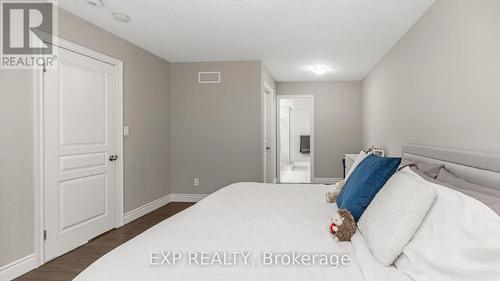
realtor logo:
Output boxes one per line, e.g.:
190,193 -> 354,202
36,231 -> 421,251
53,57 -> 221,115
1,0 -> 57,69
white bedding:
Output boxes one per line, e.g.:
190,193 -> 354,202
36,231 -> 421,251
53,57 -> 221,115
75,183 -> 404,281
394,173 -> 500,281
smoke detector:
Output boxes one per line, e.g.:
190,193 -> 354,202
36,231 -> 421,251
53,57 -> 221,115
84,0 -> 104,7
112,12 -> 130,23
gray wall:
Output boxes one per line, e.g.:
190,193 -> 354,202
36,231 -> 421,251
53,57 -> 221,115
171,61 -> 263,194
261,64 -> 277,183
0,70 -> 34,267
363,0 -> 500,156
277,82 -> 363,179
0,9 -> 171,267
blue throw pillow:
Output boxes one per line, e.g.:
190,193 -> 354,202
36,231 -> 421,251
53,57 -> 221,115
337,154 -> 401,221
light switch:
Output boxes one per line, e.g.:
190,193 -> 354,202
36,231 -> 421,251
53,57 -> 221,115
123,126 -> 129,136
194,178 -> 199,186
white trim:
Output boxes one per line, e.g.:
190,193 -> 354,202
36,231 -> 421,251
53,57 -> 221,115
34,35 -> 124,265
116,60 -> 124,228
170,193 -> 209,202
276,95 -> 315,183
120,192 -> 210,224
313,177 -> 342,184
0,254 -> 36,281
262,82 -> 276,183
123,195 -> 171,224
33,60 -> 44,267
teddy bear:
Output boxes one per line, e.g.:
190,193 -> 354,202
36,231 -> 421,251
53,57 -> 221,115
325,180 -> 345,203
329,209 -> 357,242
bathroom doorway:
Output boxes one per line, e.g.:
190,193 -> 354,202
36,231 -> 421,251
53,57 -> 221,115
277,95 -> 314,183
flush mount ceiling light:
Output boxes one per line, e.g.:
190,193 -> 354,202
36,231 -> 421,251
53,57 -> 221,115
311,65 -> 329,75
84,0 -> 104,7
112,12 -> 130,23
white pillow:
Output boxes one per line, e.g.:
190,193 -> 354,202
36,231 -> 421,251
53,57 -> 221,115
357,167 -> 436,266
351,232 -> 414,281
394,173 -> 500,281
345,151 -> 368,180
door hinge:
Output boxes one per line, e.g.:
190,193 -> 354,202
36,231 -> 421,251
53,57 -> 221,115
43,230 -> 47,241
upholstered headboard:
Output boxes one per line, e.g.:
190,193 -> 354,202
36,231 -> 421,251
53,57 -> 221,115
402,144 -> 500,191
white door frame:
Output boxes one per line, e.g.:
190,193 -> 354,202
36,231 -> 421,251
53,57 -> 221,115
276,95 -> 314,183
33,36 -> 124,266
262,83 -> 276,183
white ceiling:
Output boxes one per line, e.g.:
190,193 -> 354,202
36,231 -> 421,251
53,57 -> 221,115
58,0 -> 435,81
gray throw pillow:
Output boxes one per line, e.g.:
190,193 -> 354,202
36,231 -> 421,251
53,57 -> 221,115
437,168 -> 500,216
400,160 -> 444,179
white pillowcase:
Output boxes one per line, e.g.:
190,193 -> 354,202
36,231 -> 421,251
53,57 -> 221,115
394,172 -> 500,281
357,167 -> 436,266
345,151 -> 368,180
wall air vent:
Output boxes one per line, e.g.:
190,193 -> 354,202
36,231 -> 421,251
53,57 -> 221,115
198,72 -> 221,84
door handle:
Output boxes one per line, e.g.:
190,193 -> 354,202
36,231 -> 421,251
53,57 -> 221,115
109,155 -> 118,162
266,147 -> 271,150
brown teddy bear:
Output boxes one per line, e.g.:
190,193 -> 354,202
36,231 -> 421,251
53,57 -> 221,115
325,180 -> 345,203
329,209 -> 357,242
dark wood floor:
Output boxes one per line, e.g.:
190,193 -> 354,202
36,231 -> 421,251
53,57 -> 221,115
15,202 -> 194,281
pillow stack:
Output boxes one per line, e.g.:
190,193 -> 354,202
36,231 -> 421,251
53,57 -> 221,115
337,153 -> 438,267
340,152 -> 500,276
393,173 -> 500,280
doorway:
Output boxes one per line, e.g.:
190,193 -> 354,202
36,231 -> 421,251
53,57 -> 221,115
35,37 -> 123,264
277,95 -> 314,183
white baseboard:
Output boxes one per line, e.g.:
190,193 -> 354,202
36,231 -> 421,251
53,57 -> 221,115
122,193 -> 209,224
170,193 -> 208,202
313,177 -> 342,184
0,254 -> 36,281
1,193 -> 207,280
123,195 -> 171,224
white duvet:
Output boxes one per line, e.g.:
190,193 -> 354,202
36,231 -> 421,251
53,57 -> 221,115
75,183 -> 408,281
394,173 -> 500,281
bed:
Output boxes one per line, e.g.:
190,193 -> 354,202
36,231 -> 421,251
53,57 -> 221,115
75,145 -> 500,281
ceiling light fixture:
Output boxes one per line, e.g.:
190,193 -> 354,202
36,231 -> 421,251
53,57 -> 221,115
84,0 -> 104,7
112,12 -> 130,23
311,65 -> 329,75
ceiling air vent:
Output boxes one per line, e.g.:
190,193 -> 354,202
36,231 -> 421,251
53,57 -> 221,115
198,72 -> 221,84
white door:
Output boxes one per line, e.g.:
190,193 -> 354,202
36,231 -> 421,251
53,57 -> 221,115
43,46 -> 119,261
263,88 -> 275,183
263,91 -> 268,182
